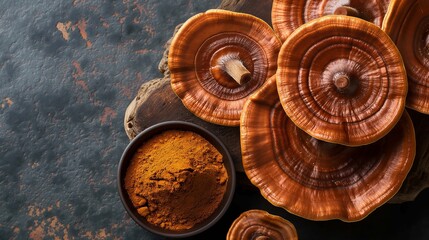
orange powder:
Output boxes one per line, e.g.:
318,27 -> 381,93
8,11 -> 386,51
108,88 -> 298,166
124,130 -> 228,230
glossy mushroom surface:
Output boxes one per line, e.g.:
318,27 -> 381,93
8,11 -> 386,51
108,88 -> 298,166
272,0 -> 391,42
169,9 -> 281,126
240,76 -> 416,221
383,0 -> 429,114
276,16 -> 407,146
227,210 -> 298,240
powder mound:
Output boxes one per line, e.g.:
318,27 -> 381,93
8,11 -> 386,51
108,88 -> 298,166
124,130 -> 228,231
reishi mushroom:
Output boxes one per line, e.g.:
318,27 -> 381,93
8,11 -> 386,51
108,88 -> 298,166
382,0 -> 429,114
169,9 -> 281,126
272,0 -> 391,41
227,210 -> 298,240
276,15 -> 407,146
240,76 -> 416,221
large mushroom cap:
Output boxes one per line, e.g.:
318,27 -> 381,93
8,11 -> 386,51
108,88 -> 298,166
383,0 -> 429,114
227,210 -> 298,240
272,0 -> 391,42
240,76 -> 416,221
169,9 -> 281,126
276,15 -> 407,146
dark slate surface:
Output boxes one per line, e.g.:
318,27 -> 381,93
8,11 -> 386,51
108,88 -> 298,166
0,1 -> 219,239
1,0 -> 429,239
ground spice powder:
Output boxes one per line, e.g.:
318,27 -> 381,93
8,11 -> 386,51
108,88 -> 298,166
124,130 -> 228,231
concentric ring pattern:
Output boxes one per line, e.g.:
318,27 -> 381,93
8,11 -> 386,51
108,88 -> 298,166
276,16 -> 407,146
383,0 -> 429,114
169,9 -> 281,126
272,0 -> 391,42
227,210 -> 298,240
240,76 -> 415,221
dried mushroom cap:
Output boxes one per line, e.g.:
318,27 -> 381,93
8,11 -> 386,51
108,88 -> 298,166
382,0 -> 429,114
276,16 -> 407,146
272,0 -> 391,42
240,76 -> 416,221
169,9 -> 281,126
227,210 -> 298,240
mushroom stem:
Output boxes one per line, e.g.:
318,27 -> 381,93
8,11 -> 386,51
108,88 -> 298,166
334,6 -> 360,18
334,75 -> 350,91
223,59 -> 251,85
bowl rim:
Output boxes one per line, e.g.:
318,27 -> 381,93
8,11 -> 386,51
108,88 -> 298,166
117,120 -> 236,238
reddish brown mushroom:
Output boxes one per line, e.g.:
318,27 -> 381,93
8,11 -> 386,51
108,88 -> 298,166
227,210 -> 298,240
240,76 -> 416,221
382,0 -> 429,114
276,15 -> 407,146
272,0 -> 391,42
169,9 -> 281,126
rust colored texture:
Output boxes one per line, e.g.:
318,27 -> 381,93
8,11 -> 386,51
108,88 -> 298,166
276,16 -> 407,146
227,210 -> 298,240
241,76 -> 415,221
272,0 -> 391,41
383,0 -> 429,114
169,10 -> 281,126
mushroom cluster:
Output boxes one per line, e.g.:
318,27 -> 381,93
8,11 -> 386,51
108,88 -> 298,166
238,0 -> 422,222
166,0 -> 427,231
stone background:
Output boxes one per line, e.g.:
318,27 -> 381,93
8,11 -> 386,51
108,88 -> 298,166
1,0 -> 429,239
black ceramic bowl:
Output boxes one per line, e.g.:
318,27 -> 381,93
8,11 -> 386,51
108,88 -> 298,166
117,121 -> 236,238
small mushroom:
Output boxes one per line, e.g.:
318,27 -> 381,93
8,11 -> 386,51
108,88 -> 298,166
227,210 -> 298,240
169,9 -> 281,126
272,0 -> 391,41
276,15 -> 407,146
382,0 -> 429,114
240,76 -> 416,221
